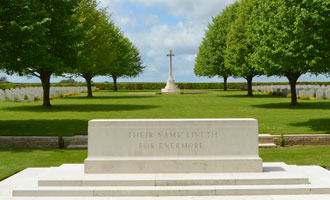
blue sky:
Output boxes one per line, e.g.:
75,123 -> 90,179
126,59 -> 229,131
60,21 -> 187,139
1,0 -> 329,83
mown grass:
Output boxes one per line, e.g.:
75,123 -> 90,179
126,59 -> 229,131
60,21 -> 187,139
0,89 -> 329,136
1,146 -> 330,181
0,148 -> 86,181
260,146 -> 330,169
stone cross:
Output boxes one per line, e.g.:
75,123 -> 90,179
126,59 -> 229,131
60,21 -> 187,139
167,50 -> 175,80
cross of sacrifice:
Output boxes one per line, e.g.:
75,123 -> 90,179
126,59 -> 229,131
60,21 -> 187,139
167,50 -> 175,79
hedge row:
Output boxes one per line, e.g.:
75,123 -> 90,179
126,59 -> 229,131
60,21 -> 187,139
1,82 -> 329,91
0,83 -> 87,90
95,83 -> 246,90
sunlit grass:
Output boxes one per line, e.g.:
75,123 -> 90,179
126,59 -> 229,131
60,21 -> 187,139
0,89 -> 329,136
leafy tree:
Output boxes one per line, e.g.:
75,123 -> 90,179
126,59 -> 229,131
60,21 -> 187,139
252,0 -> 330,105
225,0 -> 263,96
106,33 -> 144,92
0,0 -> 80,106
73,0 -> 118,97
194,2 -> 239,91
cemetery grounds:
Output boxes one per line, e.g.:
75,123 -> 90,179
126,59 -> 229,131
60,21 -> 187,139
0,89 -> 329,180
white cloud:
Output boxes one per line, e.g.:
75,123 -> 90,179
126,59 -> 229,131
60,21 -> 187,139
114,16 -> 136,29
96,0 -> 237,82
141,14 -> 160,26
123,0 -> 236,22
131,21 -> 203,55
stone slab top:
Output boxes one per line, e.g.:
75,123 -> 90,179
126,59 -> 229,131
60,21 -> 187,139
89,119 -> 258,128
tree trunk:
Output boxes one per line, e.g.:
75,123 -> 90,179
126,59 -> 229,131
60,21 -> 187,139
86,77 -> 93,98
39,70 -> 52,107
246,75 -> 254,96
113,75 -> 118,92
285,72 -> 301,105
223,76 -> 228,91
82,73 -> 94,98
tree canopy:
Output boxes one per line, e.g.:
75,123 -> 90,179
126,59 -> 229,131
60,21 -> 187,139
0,0 -> 80,106
0,0 -> 144,102
194,2 -> 239,91
73,0 -> 118,97
252,0 -> 330,104
73,0 -> 143,94
225,0 -> 263,96
195,0 -> 329,103
106,33 -> 144,91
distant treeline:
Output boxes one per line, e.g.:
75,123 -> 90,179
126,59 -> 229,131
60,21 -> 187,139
1,82 -> 330,91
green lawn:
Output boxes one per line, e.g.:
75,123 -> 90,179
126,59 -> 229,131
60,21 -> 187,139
0,148 -> 86,181
0,89 -> 329,136
1,146 -> 329,181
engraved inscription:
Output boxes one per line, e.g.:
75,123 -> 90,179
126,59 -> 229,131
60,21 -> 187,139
128,131 -> 219,150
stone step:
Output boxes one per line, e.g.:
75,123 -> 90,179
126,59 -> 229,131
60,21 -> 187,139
36,164 -> 309,187
6,163 -> 330,199
258,134 -> 275,144
38,175 -> 309,187
12,185 -> 330,197
6,196 -> 330,200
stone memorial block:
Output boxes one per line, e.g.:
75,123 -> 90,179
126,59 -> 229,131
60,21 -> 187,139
6,118 -> 330,198
85,119 -> 262,174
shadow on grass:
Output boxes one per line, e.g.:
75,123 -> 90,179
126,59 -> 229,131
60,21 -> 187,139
2,104 -> 159,112
0,119 -> 88,136
0,147 -> 71,152
252,102 -> 330,110
183,92 -> 213,95
69,95 -> 157,100
219,94 -> 283,98
290,118 -> 330,133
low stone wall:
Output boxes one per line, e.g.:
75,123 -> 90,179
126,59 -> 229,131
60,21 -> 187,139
0,136 -> 59,148
273,134 -> 330,146
1,134 -> 330,148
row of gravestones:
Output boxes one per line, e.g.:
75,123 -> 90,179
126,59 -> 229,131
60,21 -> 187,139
0,86 -> 95,102
253,85 -> 330,99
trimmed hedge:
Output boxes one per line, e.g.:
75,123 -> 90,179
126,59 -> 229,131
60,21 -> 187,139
1,82 -> 329,91
0,83 -> 87,90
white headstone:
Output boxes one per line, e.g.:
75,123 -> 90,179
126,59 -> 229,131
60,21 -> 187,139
306,89 -> 316,98
5,89 -> 15,101
15,92 -> 25,102
326,89 -> 330,99
316,89 -> 325,99
298,89 -> 306,97
0,90 -> 5,101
